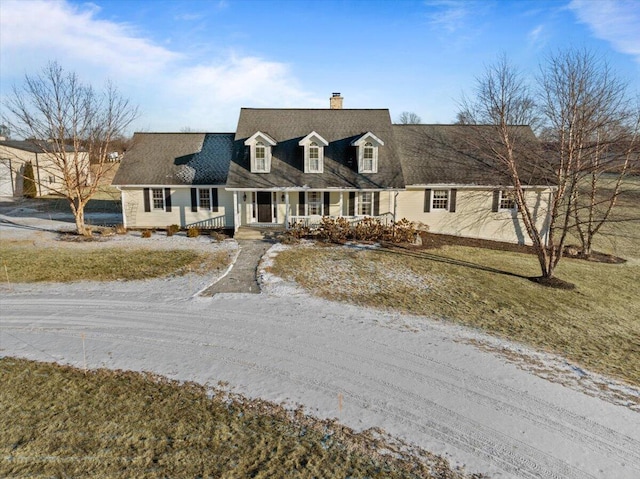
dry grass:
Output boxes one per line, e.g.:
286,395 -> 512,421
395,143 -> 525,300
270,244 -> 640,386
0,358 -> 476,479
0,242 -> 230,283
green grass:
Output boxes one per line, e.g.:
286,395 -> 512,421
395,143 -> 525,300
0,242 -> 230,283
270,244 -> 640,387
0,358 -> 470,479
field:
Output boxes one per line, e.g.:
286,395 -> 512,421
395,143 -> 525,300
0,358 -> 471,479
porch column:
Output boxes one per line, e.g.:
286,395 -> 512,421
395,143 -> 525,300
338,192 -> 344,216
285,192 -> 290,228
233,191 -> 239,232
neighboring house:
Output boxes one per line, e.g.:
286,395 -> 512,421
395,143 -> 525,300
0,138 -> 89,197
112,94 -> 555,245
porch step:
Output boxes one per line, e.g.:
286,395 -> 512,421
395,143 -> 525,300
234,225 -> 286,240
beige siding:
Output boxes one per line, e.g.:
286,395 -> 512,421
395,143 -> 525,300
0,145 -> 90,197
396,187 -> 551,245
121,187 -> 234,229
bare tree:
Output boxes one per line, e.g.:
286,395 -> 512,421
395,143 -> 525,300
539,50 -> 639,256
459,55 -> 564,280
3,62 -> 138,236
460,51 -> 639,280
397,111 -> 422,124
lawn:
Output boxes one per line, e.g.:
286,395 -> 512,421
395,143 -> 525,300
0,358 -> 472,479
0,241 -> 230,283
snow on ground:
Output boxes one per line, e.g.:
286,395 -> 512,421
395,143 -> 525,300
1,217 -> 640,478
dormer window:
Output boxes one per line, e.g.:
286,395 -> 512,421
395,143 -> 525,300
255,142 -> 266,171
351,132 -> 383,174
245,131 -> 276,173
299,131 -> 328,173
363,142 -> 374,171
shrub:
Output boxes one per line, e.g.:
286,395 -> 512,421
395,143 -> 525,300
209,230 -> 227,242
22,162 -> 37,198
166,224 -> 180,237
317,217 -> 350,244
187,227 -> 200,238
114,224 -> 127,235
141,230 -> 152,238
391,218 -> 417,243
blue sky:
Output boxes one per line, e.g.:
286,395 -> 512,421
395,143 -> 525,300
1,0 -> 639,135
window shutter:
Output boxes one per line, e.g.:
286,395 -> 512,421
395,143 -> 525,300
164,188 -> 172,212
143,188 -> 151,212
424,189 -> 431,212
348,192 -> 355,216
373,192 -> 380,216
303,146 -> 309,173
492,190 -> 500,212
211,188 -> 219,212
190,188 -> 198,212
298,192 -> 305,216
323,192 -> 330,215
449,189 -> 457,213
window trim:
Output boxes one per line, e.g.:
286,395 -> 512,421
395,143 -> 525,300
307,191 -> 323,216
151,188 -> 165,210
431,189 -> 449,211
358,191 -> 373,216
245,131 -> 276,173
498,190 -> 517,211
299,131 -> 328,173
198,188 -> 211,210
351,132 -> 384,174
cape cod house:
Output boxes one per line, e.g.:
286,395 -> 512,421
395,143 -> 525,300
112,94 -> 553,245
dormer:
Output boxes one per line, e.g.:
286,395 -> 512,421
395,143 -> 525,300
351,132 -> 384,174
244,131 -> 277,173
298,131 -> 328,173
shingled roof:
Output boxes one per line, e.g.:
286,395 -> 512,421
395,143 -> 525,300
0,139 -> 78,153
393,124 -> 552,187
227,108 -> 405,189
112,133 -> 233,186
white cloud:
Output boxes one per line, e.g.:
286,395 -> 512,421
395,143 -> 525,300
0,0 -> 317,132
569,0 -> 640,63
527,24 -> 546,47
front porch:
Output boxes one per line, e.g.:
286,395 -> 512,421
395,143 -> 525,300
231,189 -> 397,232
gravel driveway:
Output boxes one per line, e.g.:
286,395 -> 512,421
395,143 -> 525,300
1,219 -> 639,478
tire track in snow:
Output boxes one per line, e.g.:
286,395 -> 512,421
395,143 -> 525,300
2,296 -> 638,478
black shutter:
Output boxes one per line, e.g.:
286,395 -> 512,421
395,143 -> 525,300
373,192 -> 380,216
143,188 -> 150,212
164,188 -> 172,212
424,189 -> 431,212
449,189 -> 457,213
323,192 -> 330,215
492,190 -> 500,212
211,188 -> 219,212
191,188 -> 198,212
348,192 -> 355,216
298,191 -> 306,216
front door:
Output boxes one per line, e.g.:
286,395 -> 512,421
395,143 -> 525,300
256,191 -> 272,222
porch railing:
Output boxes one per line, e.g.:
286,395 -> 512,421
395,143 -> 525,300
288,213 -> 394,230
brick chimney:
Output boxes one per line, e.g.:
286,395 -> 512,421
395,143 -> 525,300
330,92 -> 343,109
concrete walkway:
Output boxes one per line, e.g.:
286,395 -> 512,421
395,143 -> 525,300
202,239 -> 273,295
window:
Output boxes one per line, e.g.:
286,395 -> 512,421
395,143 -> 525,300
352,132 -> 383,174
255,142 -> 266,171
363,143 -> 374,171
199,188 -> 211,210
499,190 -> 516,210
431,190 -> 449,210
358,191 -> 373,216
299,132 -> 327,173
308,191 -> 323,215
245,131 -> 276,173
309,142 -> 320,172
152,188 -> 165,210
